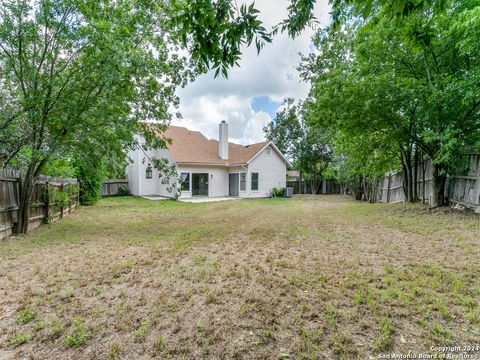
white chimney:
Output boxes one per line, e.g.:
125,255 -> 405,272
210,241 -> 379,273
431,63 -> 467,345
218,120 -> 228,160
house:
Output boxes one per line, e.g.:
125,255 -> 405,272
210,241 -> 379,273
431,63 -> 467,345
126,121 -> 290,198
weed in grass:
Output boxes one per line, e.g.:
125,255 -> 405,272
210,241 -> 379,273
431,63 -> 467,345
329,332 -> 358,359
134,321 -> 149,342
44,317 -> 64,341
205,289 -> 219,304
354,291 -> 367,306
196,324 -> 213,358
88,284 -> 102,296
324,305 -> 338,327
317,274 -> 329,284
341,310 -> 357,321
8,333 -> 29,347
257,328 -> 275,345
465,305 -> 480,327
34,320 -> 45,331
64,317 -> 92,347
374,317 -> 395,352
116,301 -> 133,314
107,341 -> 122,359
193,253 -> 207,264
59,288 -> 74,300
434,299 -> 450,320
15,308 -> 36,324
384,275 -> 394,287
112,258 -> 134,277
380,290 -> 391,303
240,304 -> 249,314
297,327 -> 323,356
430,321 -> 452,341
153,335 -> 165,353
383,264 -> 394,275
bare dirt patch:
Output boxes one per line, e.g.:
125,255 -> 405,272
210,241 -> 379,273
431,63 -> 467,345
0,195 -> 479,359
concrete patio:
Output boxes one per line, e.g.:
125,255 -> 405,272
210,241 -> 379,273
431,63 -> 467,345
179,197 -> 243,203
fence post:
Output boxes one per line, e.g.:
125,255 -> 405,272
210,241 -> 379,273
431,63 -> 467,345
386,173 -> 392,203
44,181 -> 50,224
60,183 -> 64,219
14,172 -> 22,233
474,156 -> 480,213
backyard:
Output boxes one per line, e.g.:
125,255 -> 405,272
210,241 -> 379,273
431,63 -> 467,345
0,195 -> 479,359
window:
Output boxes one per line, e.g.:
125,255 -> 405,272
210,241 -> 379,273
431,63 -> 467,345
180,172 -> 190,191
266,147 -> 271,155
240,173 -> 246,191
146,165 -> 152,179
251,172 -> 259,191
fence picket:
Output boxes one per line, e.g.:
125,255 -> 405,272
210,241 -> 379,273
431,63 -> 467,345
377,154 -> 480,212
0,169 -> 79,239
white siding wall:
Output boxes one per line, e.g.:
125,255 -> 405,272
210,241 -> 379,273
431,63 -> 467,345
246,145 -> 287,198
177,165 -> 229,198
126,135 -> 177,197
125,136 -> 141,195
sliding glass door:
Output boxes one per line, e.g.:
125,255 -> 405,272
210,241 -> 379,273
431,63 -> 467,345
192,173 -> 209,196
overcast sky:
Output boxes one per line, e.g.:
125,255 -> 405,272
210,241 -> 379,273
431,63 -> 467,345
171,0 -> 331,145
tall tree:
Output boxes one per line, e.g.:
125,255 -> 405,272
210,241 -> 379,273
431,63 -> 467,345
0,0 -> 271,233
301,0 -> 480,206
264,99 -> 332,194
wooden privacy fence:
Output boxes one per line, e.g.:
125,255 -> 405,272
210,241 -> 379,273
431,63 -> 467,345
101,179 -> 129,196
0,169 -> 79,240
286,179 -> 343,195
377,154 -> 480,213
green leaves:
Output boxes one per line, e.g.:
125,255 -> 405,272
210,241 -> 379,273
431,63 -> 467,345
167,0 -> 271,77
302,0 -> 480,193
264,98 -> 333,188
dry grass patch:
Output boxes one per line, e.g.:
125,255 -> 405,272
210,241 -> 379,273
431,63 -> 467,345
0,195 -> 479,359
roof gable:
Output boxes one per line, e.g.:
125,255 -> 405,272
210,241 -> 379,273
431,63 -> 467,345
151,125 -> 288,166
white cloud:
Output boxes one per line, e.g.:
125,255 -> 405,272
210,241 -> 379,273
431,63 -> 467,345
172,0 -> 331,145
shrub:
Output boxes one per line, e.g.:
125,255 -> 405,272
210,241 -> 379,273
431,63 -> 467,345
74,157 -> 106,205
273,187 -> 285,197
117,186 -> 131,196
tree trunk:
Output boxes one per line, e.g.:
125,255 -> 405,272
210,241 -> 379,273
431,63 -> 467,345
413,147 -> 418,201
16,165 -> 35,234
421,155 -> 427,204
400,146 -> 415,203
299,171 -> 303,194
406,165 -> 413,202
431,163 -> 447,207
355,176 -> 364,201
16,157 -> 46,234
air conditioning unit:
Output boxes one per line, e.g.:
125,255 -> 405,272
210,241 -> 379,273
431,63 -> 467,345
285,187 -> 293,198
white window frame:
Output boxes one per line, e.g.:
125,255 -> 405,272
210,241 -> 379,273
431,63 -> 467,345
180,172 -> 191,192
146,165 -> 153,179
251,172 -> 259,191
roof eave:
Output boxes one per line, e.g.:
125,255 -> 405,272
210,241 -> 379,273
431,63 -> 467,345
246,141 -> 291,167
176,161 -> 229,167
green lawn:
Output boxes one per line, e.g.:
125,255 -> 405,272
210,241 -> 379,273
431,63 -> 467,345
0,195 -> 479,359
